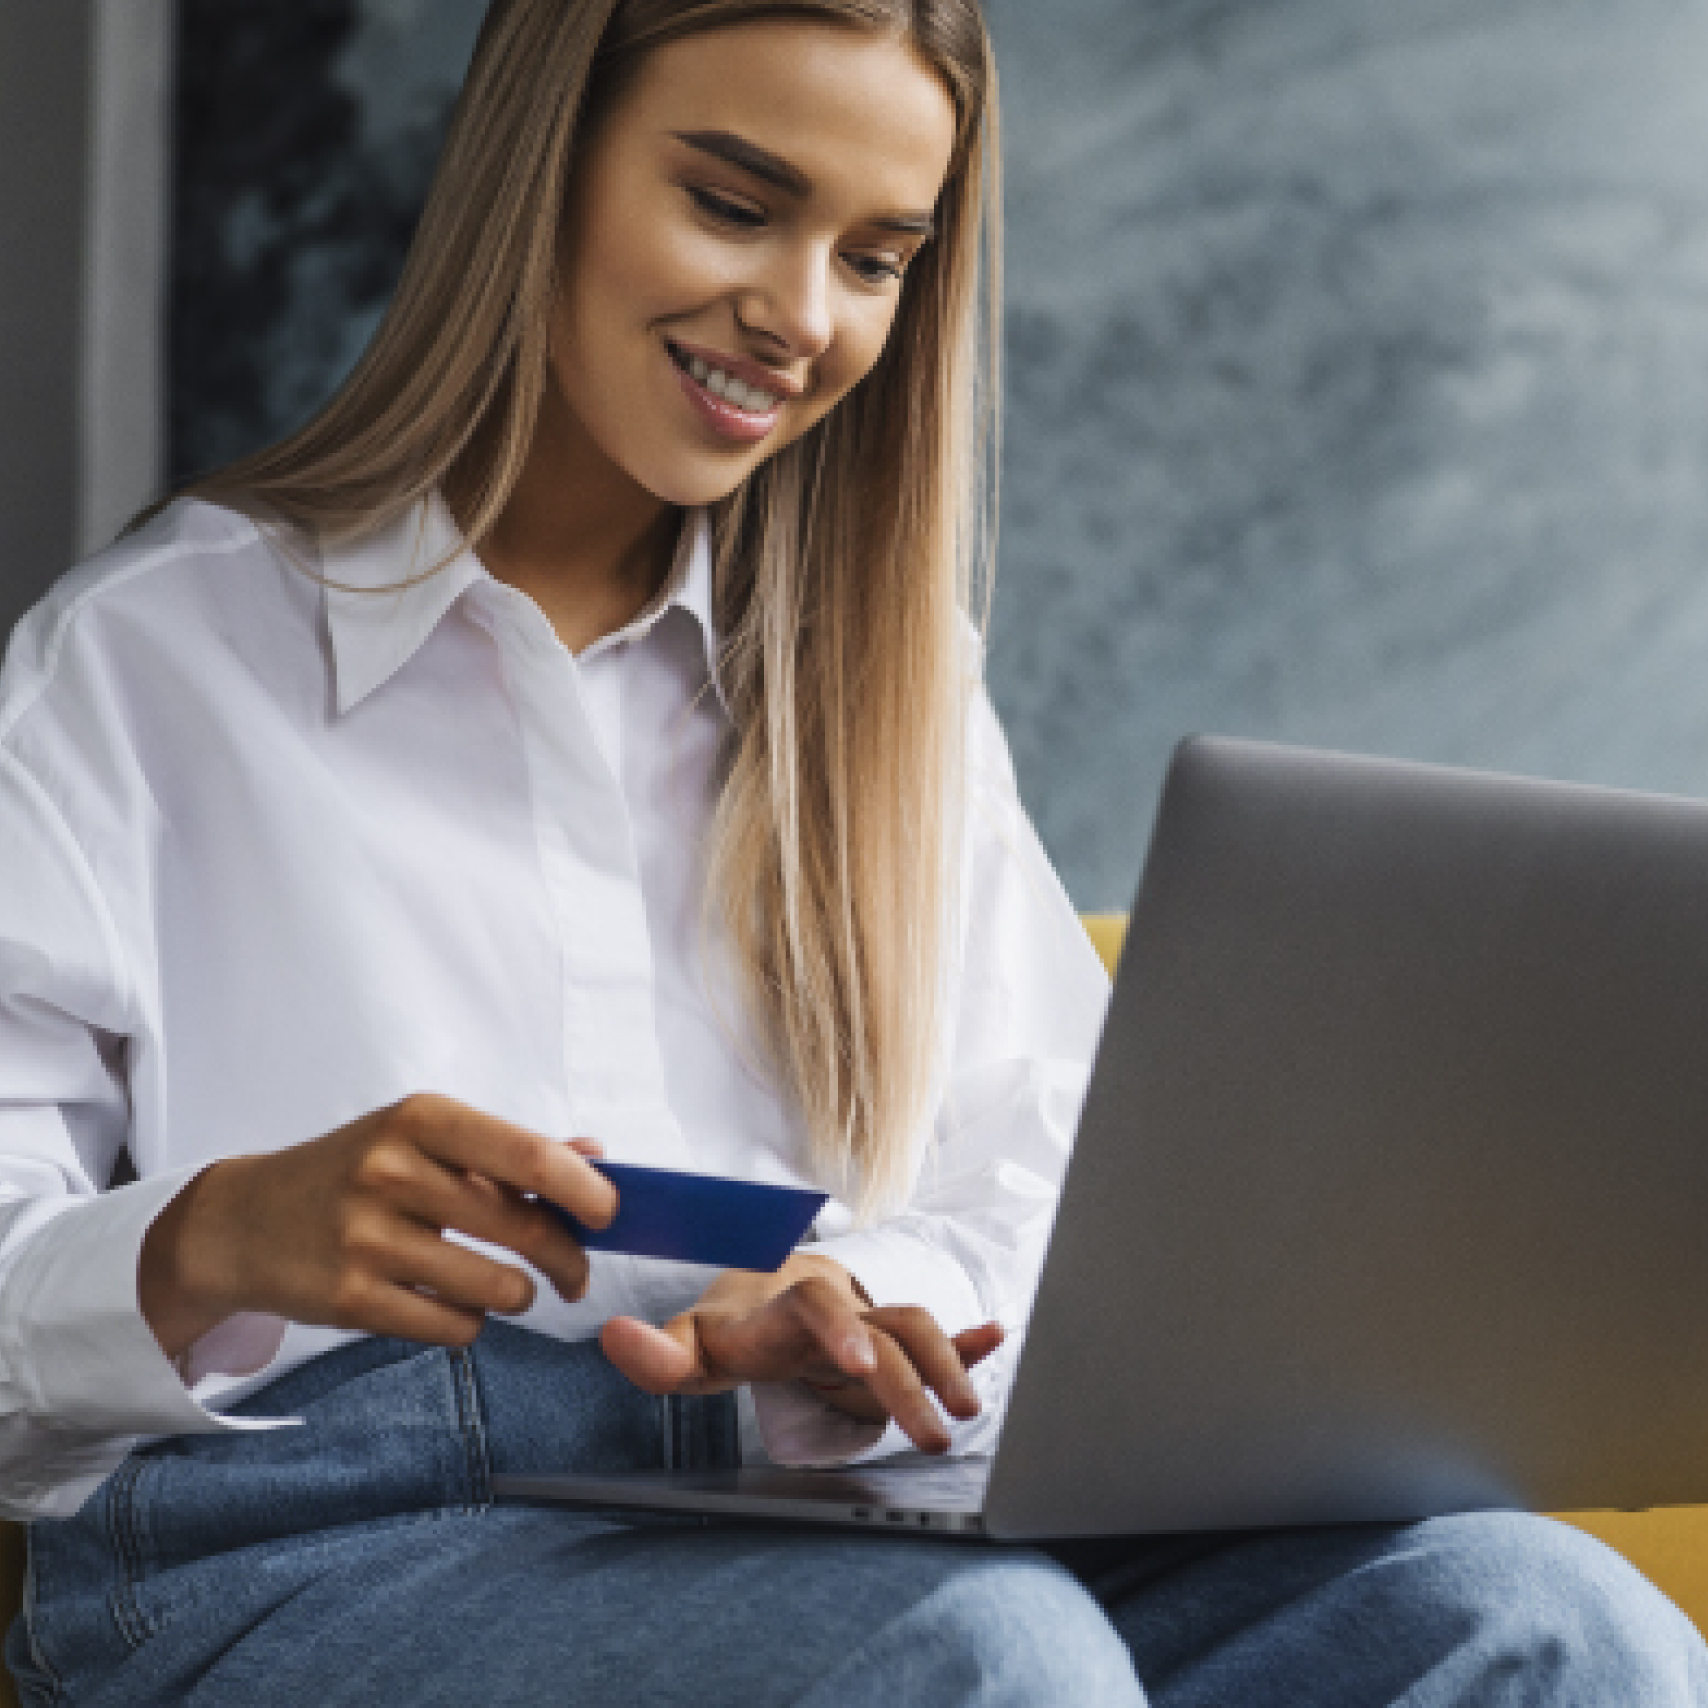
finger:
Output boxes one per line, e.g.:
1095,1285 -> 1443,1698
695,1276 -> 878,1389
363,1287 -> 487,1346
866,1306 -> 982,1421
398,1165 -> 592,1304
600,1314 -> 702,1394
685,1281 -> 951,1447
951,1321 -> 1006,1372
775,1276 -> 881,1380
376,1221 -> 540,1318
796,1371 -> 889,1423
316,1268 -> 487,1346
395,1097 -> 618,1228
859,1325 -> 953,1454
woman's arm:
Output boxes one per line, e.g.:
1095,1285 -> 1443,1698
139,1094 -> 616,1358
3,719 -> 619,1514
0,747 -> 250,1519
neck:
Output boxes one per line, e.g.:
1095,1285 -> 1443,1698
463,396 -> 682,655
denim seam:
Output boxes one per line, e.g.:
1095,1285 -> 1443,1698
662,1393 -> 677,1471
448,1346 -> 492,1514
103,1458 -> 155,1649
18,1526 -> 67,1705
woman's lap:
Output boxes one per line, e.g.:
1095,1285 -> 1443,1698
12,1324 -> 1706,1707
27,1504 -> 1707,1708
81,1506 -> 1130,1708
1074,1511 -> 1708,1707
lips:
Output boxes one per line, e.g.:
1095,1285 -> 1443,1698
665,339 -> 789,447
665,341 -> 784,415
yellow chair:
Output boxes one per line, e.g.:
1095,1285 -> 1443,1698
1082,911 -> 1708,1636
0,912 -> 1699,1706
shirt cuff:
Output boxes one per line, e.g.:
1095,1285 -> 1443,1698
749,1381 -> 891,1466
1,1169 -> 298,1438
810,1223 -> 989,1336
179,1311 -> 290,1391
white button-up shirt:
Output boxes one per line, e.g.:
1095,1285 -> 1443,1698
0,495 -> 1108,1520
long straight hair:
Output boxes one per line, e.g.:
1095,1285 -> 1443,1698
181,0 -> 1002,1214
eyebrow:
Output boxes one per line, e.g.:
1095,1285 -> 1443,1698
671,129 -> 938,238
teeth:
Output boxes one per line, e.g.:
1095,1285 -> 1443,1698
737,378 -> 779,411
677,347 -> 779,413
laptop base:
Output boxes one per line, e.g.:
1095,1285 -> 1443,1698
494,1457 -> 992,1537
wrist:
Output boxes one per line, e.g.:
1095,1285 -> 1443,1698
782,1251 -> 872,1307
692,1251 -> 871,1321
138,1161 -> 242,1361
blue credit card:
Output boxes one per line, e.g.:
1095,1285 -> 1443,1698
542,1161 -> 828,1272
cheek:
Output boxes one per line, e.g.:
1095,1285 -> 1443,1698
588,214 -> 743,337
777,320 -> 898,456
815,302 -> 904,409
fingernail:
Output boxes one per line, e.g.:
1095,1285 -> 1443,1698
912,1400 -> 950,1449
843,1332 -> 876,1373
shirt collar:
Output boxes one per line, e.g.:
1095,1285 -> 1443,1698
321,495 -> 727,718
322,493 -> 485,717
671,512 -> 734,720
578,507 -> 723,694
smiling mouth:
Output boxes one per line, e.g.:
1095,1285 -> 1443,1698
666,342 -> 783,416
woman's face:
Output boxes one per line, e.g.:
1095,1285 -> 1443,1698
545,19 -> 960,513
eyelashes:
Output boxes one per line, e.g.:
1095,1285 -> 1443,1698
685,186 -> 908,286
688,186 -> 765,228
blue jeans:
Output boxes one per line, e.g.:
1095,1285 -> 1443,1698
9,1321 -> 1705,1705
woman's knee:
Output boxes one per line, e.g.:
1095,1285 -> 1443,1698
799,1549 -> 1144,1708
1404,1510 -> 1708,1703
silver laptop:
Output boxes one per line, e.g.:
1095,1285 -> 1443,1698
496,735 -> 1708,1540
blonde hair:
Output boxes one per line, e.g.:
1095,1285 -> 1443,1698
178,0 -> 1002,1214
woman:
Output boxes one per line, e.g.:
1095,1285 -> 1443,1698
0,1 -> 1702,1702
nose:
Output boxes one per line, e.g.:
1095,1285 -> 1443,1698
736,241 -> 835,363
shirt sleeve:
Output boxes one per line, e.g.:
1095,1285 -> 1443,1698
753,687 -> 1111,1465
0,746 -> 292,1522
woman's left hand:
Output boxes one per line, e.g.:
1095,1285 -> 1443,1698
599,1256 -> 1004,1454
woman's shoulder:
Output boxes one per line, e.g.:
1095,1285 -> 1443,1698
0,497 -> 306,745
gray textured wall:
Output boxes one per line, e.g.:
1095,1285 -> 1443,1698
988,0 -> 1708,903
164,1 -> 1708,906
0,0 -> 171,641
169,0 -> 485,483
0,2 -> 93,632
81,0 -> 173,555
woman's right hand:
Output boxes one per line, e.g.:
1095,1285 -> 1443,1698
138,1093 -> 618,1361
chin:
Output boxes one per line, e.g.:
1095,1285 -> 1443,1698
639,451 -> 772,511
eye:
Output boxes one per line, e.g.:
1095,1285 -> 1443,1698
688,186 -> 766,229
844,250 -> 907,288
685,178 -> 913,286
